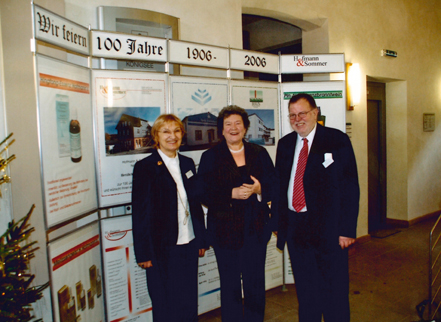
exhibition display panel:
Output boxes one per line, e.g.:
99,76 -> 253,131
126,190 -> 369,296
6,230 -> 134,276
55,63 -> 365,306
92,70 -> 168,207
35,54 -> 98,228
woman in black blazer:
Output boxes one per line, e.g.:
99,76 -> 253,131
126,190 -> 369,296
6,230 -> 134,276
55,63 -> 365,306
198,106 -> 277,322
131,114 -> 207,322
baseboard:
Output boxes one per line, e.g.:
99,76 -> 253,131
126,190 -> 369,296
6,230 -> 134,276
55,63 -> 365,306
354,210 -> 441,247
386,218 -> 409,228
408,210 -> 441,226
387,210 -> 441,228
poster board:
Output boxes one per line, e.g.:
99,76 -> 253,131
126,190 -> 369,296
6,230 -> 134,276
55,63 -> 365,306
48,221 -> 105,322
100,215 -> 222,318
264,235 -> 284,290
284,247 -> 294,284
169,76 -> 229,165
92,70 -> 167,207
281,81 -> 346,137
197,247 -> 221,314
36,54 -> 98,228
101,216 -> 152,322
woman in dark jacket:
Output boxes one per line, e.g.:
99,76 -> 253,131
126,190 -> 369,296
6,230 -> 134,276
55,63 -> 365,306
198,105 -> 277,322
131,114 -> 207,322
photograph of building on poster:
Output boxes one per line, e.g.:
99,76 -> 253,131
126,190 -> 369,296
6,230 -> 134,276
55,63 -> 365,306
230,84 -> 279,152
179,109 -> 275,151
171,79 -> 228,152
180,112 -> 220,151
245,109 -> 275,146
104,106 -> 160,156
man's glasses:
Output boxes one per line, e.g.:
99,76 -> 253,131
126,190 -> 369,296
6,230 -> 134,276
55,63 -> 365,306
288,109 -> 315,120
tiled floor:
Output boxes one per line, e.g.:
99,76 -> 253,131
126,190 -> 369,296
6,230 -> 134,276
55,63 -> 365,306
199,217 -> 439,322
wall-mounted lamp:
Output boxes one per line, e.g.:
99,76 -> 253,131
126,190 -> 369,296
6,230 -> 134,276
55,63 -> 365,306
346,63 -> 361,110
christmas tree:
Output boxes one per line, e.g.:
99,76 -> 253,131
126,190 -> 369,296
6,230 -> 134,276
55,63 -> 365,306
0,206 -> 50,321
0,133 -> 49,321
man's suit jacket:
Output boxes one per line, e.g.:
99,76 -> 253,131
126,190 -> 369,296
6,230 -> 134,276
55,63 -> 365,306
275,124 -> 359,251
198,140 -> 277,250
131,149 -> 206,264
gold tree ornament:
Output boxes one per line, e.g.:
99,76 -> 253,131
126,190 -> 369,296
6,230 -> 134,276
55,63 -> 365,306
0,155 -> 16,172
0,133 -> 15,198
0,258 -> 4,278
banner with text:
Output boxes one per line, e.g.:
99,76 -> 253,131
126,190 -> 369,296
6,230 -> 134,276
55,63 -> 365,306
169,40 -> 229,69
229,49 -> 278,74
280,54 -> 345,74
90,30 -> 167,62
33,4 -> 89,56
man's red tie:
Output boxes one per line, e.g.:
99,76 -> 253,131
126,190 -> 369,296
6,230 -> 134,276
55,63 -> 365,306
292,138 -> 308,212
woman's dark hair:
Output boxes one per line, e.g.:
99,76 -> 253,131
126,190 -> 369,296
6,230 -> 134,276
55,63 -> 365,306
217,105 -> 250,138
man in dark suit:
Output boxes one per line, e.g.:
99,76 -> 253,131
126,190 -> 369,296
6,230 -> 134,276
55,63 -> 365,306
275,93 -> 359,322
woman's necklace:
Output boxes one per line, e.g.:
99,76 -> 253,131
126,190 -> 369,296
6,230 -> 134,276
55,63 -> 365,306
177,190 -> 190,225
229,145 -> 244,153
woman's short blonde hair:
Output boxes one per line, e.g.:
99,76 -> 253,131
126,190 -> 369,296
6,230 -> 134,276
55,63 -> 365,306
151,114 -> 186,149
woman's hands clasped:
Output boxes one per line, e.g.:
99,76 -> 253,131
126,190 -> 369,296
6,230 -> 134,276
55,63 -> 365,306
232,175 -> 261,200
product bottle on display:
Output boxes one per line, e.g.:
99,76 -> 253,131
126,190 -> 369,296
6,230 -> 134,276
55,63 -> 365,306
66,288 -> 77,322
89,265 -> 97,295
87,288 -> 95,309
80,288 -> 86,311
96,268 -> 102,298
55,94 -> 70,158
58,285 -> 70,322
69,107 -> 82,163
75,282 -> 82,311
